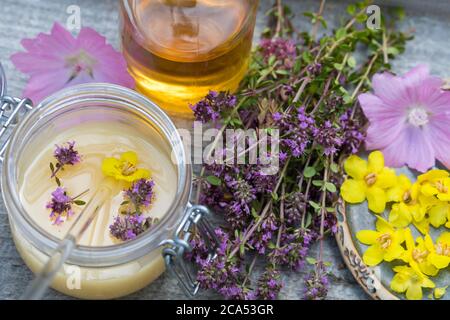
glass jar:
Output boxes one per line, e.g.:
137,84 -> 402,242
1,82 -> 205,299
120,0 -> 259,117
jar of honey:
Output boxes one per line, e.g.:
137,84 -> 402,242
120,0 -> 259,117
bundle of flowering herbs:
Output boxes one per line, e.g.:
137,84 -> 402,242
188,0 -> 412,300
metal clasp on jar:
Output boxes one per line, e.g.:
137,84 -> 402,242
0,63 -> 33,162
161,204 -> 220,297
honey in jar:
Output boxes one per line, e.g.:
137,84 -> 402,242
120,0 -> 259,117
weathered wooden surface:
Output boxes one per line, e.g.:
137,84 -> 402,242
0,0 -> 449,300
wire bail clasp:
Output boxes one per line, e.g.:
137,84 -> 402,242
161,204 -> 219,297
0,63 -> 33,162
0,96 -> 33,162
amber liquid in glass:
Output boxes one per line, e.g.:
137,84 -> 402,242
120,0 -> 257,117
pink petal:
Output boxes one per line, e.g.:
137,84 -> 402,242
372,72 -> 410,108
427,91 -> 450,116
402,64 -> 430,87
359,93 -> 404,118
359,93 -> 405,149
428,118 -> 450,169
23,69 -> 71,103
11,51 -> 65,74
381,125 -> 435,172
76,27 -> 107,51
404,75 -> 443,108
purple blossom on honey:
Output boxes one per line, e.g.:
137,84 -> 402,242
109,214 -> 155,241
45,187 -> 87,225
122,178 -> 155,214
49,141 -> 81,185
110,178 -> 155,241
359,65 -> 450,172
11,23 -> 134,103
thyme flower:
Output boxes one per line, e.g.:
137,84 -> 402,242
109,214 -> 155,241
46,187 -> 87,225
50,141 -> 81,181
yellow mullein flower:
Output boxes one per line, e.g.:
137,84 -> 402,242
426,232 -> 450,269
401,228 -> 438,276
416,170 -> 450,228
387,176 -> 429,232
102,151 -> 150,182
341,151 -> 397,213
428,203 -> 450,228
390,265 -> 435,300
356,217 -> 405,266
419,169 -> 450,201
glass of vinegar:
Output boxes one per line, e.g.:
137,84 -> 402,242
120,0 -> 259,117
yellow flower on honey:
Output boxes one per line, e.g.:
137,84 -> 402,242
102,151 -> 150,182
390,265 -> 435,300
427,232 -> 450,269
401,228 -> 438,276
341,151 -> 397,213
356,217 -> 405,266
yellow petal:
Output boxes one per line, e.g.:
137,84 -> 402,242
406,284 -> 423,300
386,185 -> 404,202
413,219 -> 430,235
363,245 -> 384,266
429,253 -> 450,269
390,272 -> 410,294
366,187 -> 387,213
375,216 -> 394,233
389,203 -> 412,228
384,244 -> 405,262
421,183 -> 438,197
356,230 -> 380,245
437,232 -> 450,245
398,174 -> 412,189
419,262 -> 438,277
120,168 -> 151,182
404,228 -> 415,251
101,157 -> 120,177
344,155 -> 368,180
434,287 -> 447,299
428,204 -> 449,228
410,204 -> 426,222
340,179 -> 366,203
417,169 -> 449,184
437,193 -> 450,201
421,276 -> 435,289
374,168 -> 398,189
367,150 -> 384,173
120,151 -> 138,165
424,234 -> 435,252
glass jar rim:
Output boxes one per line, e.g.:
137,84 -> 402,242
2,83 -> 192,267
121,0 -> 259,63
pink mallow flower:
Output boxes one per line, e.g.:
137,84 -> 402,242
11,23 -> 134,103
359,65 -> 450,172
